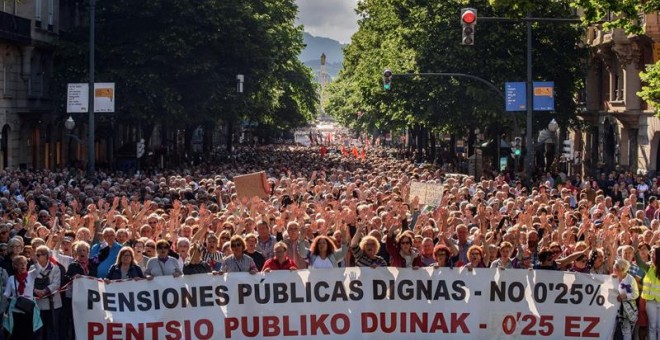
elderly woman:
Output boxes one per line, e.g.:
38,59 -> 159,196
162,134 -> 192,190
430,244 -> 452,268
106,247 -> 144,280
219,236 -> 258,274
462,245 -> 487,270
4,255 -> 41,338
145,240 -> 181,279
32,245 -> 62,340
614,259 -> 639,340
2,238 -> 24,276
386,228 -> 423,268
350,226 -> 387,267
490,242 -> 514,269
308,225 -> 349,269
262,242 -> 297,272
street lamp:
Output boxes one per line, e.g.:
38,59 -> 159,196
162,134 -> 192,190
65,116 -> 75,131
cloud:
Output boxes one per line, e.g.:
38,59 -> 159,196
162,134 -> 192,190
295,0 -> 359,43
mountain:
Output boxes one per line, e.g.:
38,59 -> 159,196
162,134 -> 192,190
300,32 -> 346,79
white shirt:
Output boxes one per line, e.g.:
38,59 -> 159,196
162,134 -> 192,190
311,257 -> 333,269
4,269 -> 37,299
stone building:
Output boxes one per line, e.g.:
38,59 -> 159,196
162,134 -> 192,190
0,0 -> 85,170
580,14 -> 660,176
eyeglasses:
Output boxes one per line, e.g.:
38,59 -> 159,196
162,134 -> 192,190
230,243 -> 243,248
470,252 -> 481,257
148,221 -> 157,225
435,253 -> 447,257
146,245 -> 156,249
157,246 -> 169,250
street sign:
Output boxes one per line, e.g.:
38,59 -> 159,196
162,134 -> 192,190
67,83 -> 115,113
505,81 -> 555,112
505,82 -> 526,111
533,81 -> 554,111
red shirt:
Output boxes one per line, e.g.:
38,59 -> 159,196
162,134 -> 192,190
262,257 -> 297,271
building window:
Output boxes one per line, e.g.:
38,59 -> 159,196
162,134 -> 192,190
47,0 -> 54,31
612,59 -> 624,102
35,0 -> 42,27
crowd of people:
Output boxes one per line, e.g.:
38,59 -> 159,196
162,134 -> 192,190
0,145 -> 657,339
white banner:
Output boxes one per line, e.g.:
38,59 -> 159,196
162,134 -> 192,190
67,83 -> 115,113
73,268 -> 617,339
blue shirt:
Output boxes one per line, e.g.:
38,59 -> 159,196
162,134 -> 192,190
90,242 -> 123,278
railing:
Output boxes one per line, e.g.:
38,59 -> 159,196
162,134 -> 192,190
0,11 -> 31,45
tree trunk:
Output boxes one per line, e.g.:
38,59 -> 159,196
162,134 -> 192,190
429,131 -> 436,164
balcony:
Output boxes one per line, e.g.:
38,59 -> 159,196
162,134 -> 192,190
0,11 -> 31,45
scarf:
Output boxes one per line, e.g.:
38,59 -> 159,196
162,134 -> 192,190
79,259 -> 89,275
16,272 -> 27,296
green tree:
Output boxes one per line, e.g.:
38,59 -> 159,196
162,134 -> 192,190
53,0 -> 316,154
326,0 -> 585,162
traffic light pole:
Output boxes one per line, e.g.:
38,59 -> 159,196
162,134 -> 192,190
478,14 -> 581,184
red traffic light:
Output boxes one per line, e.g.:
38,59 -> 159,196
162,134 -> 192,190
462,10 -> 476,25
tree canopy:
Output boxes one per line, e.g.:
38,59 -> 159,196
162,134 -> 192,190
326,0 -> 585,144
53,0 -> 317,146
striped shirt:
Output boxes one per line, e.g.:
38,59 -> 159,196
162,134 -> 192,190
200,247 -> 224,271
351,245 -> 388,267
221,254 -> 257,273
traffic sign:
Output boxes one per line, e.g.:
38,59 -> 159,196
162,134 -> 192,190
505,82 -> 526,112
505,81 -> 555,112
533,81 -> 555,111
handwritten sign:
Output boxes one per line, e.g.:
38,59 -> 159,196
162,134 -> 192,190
409,181 -> 443,207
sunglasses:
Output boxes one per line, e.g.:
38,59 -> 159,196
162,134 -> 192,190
157,246 -> 169,250
230,243 -> 242,248
400,241 -> 411,245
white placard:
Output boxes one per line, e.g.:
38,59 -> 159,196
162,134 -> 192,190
67,82 -> 115,113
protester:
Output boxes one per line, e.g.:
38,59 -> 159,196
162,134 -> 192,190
106,247 -> 144,280
219,236 -> 257,274
614,259 -> 639,340
145,240 -> 181,278
32,245 -> 62,340
3,255 -> 41,339
262,242 -> 297,272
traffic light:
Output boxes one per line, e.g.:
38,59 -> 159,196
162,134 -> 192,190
562,139 -> 574,160
461,8 -> 477,45
512,137 -> 522,157
383,69 -> 393,90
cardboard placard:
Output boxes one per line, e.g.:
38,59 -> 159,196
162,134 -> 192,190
409,181 -> 443,207
233,171 -> 269,199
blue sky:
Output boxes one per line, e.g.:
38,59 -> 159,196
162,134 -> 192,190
295,0 -> 359,43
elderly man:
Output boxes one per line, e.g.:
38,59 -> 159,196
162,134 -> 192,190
90,227 -> 123,278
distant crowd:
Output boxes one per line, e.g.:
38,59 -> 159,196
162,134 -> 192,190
0,145 -> 656,340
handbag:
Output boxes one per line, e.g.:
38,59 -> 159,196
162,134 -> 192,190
12,277 -> 35,314
14,296 -> 34,314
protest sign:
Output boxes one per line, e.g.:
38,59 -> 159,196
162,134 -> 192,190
409,181 -> 443,206
233,171 -> 269,199
74,268 -> 616,339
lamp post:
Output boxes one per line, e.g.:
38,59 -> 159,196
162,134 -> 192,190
65,115 -> 76,166
87,0 -> 96,177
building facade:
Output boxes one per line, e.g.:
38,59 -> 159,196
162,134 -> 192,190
0,0 -> 98,170
580,14 -> 660,177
